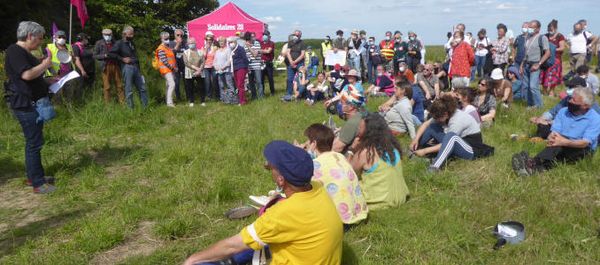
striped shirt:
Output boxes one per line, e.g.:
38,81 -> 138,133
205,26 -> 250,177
246,41 -> 263,71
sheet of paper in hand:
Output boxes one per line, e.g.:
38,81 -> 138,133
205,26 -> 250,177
49,71 -> 80,93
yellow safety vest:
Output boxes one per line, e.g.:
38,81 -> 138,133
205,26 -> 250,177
45,43 -> 75,77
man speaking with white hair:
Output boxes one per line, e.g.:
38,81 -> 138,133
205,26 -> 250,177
512,87 -> 600,176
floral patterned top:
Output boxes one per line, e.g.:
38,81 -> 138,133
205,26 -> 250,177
313,152 -> 368,224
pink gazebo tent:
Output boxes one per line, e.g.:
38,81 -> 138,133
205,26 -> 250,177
187,2 -> 265,48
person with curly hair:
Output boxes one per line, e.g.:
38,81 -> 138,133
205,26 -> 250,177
347,113 -> 410,209
410,94 -> 494,172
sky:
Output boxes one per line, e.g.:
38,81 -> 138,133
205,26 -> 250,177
217,0 -> 600,45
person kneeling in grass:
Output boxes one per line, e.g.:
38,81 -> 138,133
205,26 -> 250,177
512,87 -> 600,177
409,94 -> 494,173
379,81 -> 418,139
296,124 -> 368,230
347,113 -> 410,209
184,141 -> 343,265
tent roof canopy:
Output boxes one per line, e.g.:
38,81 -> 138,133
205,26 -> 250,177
187,2 -> 263,25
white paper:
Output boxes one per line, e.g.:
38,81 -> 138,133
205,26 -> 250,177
325,50 -> 347,66
49,71 -> 80,93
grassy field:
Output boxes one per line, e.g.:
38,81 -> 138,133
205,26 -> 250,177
1,45 -> 600,265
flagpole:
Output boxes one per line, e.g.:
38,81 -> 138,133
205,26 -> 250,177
69,3 -> 73,44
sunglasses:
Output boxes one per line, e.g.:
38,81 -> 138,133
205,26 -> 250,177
479,83 -> 487,86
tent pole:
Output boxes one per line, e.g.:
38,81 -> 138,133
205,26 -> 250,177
69,4 -> 73,44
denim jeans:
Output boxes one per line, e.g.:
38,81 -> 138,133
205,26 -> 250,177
431,132 -> 474,169
122,64 -> 149,108
217,72 -> 237,104
418,122 -> 445,148
262,62 -> 275,95
348,56 -> 361,72
308,65 -> 318,78
13,109 -> 46,188
367,60 -> 376,84
473,55 -> 486,79
173,70 -> 183,101
203,68 -> 217,99
249,69 -> 264,99
286,62 -> 304,96
523,63 -> 543,108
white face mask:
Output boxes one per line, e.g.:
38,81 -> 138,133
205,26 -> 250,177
103,35 -> 112,42
527,28 -> 535,34
377,72 -> 383,76
56,38 -> 66,45
399,67 -> 406,72
521,27 -> 528,34
229,43 -> 236,50
189,43 -> 196,49
162,39 -> 170,45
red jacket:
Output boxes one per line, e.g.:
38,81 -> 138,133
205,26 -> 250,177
449,42 -> 474,78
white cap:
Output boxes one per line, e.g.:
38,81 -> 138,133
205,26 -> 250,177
490,68 -> 504,80
205,31 -> 214,36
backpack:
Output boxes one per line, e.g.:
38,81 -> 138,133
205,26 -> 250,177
539,35 -> 556,70
152,49 -> 160,70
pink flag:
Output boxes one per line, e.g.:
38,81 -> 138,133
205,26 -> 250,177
70,0 -> 89,29
52,22 -> 59,36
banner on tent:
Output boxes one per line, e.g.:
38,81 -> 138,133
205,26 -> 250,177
207,24 -> 245,31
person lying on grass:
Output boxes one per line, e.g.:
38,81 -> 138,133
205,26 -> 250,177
379,81 -> 418,139
184,141 -> 343,265
295,123 -> 368,230
512,87 -> 600,177
409,94 -> 494,173
347,113 -> 410,209
326,81 -> 367,154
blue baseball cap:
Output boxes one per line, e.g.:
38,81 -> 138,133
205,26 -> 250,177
263,141 -> 313,187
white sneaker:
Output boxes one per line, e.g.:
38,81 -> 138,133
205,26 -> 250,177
189,103 -> 194,107
249,195 -> 271,206
201,103 -> 206,107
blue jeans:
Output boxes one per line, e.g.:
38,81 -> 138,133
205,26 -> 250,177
472,55 -> 486,80
523,63 -> 543,108
286,62 -> 304,96
203,68 -> 217,99
348,56 -> 361,72
367,60 -> 377,84
13,109 -> 46,188
122,64 -> 149,108
249,69 -> 264,99
431,132 -> 474,169
418,122 -> 445,148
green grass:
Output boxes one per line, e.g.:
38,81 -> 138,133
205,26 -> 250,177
1,46 -> 600,264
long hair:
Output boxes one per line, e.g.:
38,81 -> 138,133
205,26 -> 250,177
354,113 -> 403,165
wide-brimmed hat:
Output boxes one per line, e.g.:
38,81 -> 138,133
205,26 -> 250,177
346,69 -> 360,78
490,68 -> 504,80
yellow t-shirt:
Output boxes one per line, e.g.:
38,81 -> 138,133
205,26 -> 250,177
313,152 -> 368,224
240,181 -> 343,265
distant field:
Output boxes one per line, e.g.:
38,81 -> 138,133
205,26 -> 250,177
0,45 -> 599,264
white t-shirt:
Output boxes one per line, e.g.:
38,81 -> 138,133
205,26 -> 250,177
568,32 -> 589,54
474,38 -> 490,57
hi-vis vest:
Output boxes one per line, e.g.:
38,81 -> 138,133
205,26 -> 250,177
155,44 -> 176,76
380,40 -> 394,61
45,43 -> 75,77
321,41 -> 332,57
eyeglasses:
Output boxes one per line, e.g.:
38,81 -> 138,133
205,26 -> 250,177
479,83 -> 487,86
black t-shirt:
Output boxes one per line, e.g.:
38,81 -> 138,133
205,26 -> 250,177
4,44 -> 49,109
289,40 -> 307,61
73,44 -> 96,74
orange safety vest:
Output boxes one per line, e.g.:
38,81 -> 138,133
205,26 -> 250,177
155,44 -> 176,75
380,40 -> 394,61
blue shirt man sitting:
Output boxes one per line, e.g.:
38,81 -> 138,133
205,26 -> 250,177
512,87 -> 600,176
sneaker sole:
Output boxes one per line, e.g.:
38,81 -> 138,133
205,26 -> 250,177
225,206 -> 257,219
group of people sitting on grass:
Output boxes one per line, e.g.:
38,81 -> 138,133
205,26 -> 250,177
183,19 -> 600,265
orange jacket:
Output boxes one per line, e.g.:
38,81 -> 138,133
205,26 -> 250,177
379,40 -> 394,61
155,44 -> 176,75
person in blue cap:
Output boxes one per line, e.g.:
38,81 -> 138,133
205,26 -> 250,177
184,141 -> 343,265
